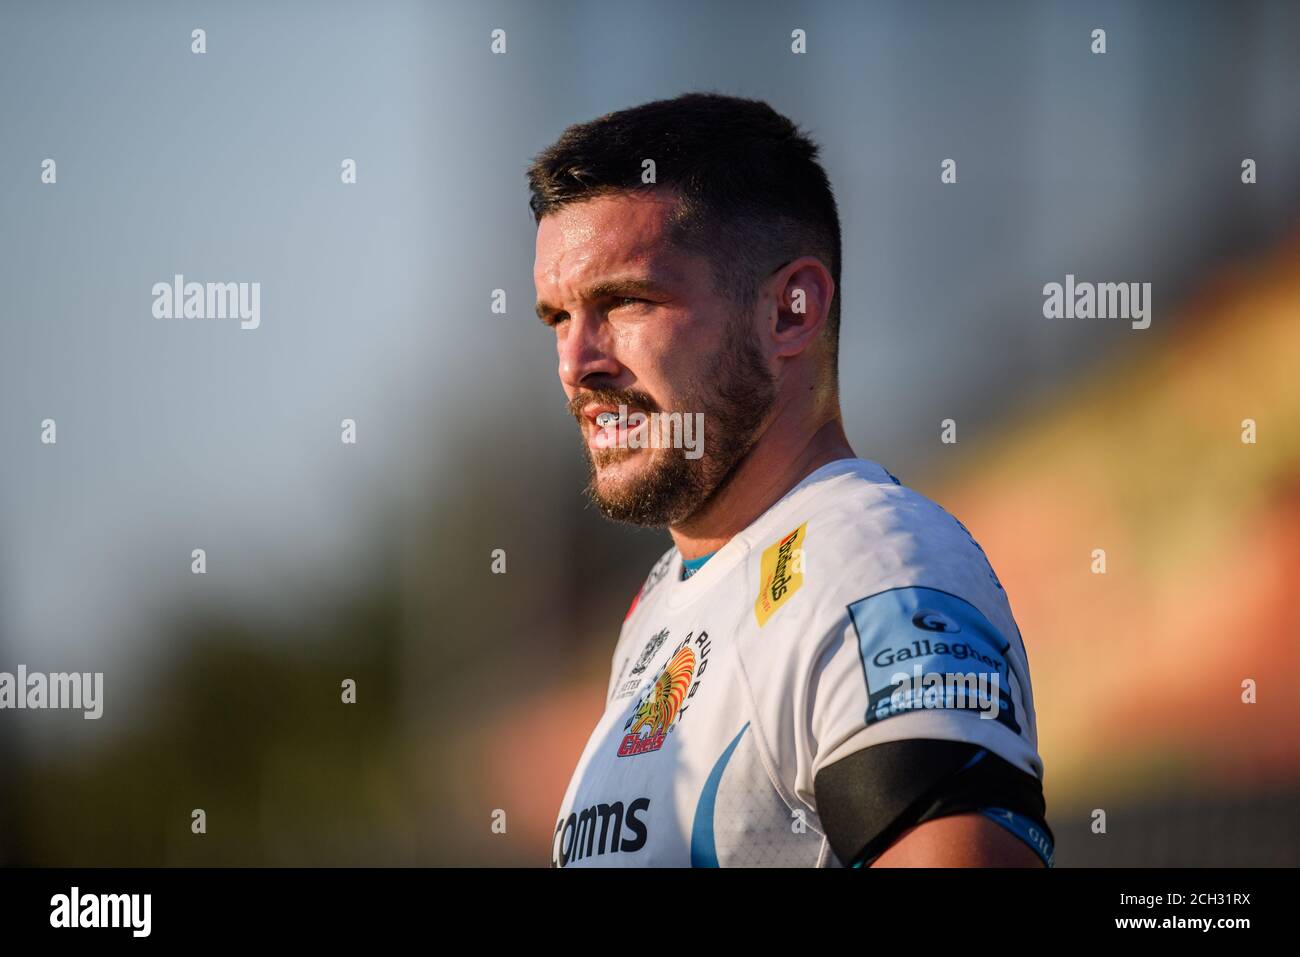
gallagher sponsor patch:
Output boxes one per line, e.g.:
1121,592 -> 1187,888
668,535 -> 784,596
846,586 -> 1021,735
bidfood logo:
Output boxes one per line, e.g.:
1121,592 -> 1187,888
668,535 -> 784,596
552,797 -> 650,868
754,523 -> 807,626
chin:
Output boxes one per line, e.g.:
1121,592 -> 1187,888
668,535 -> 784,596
591,452 -> 651,493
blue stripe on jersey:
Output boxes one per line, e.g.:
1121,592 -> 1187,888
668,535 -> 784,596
849,802 -> 1053,868
979,806 -> 1055,868
689,722 -> 749,867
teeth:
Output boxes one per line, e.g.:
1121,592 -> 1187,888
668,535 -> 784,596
596,411 -> 620,428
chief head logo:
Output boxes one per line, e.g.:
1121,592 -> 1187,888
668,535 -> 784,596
618,644 -> 695,756
628,645 -> 694,735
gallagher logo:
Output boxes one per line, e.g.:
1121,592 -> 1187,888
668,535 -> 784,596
617,630 -> 711,757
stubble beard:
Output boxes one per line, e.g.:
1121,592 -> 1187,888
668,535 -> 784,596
576,318 -> 777,528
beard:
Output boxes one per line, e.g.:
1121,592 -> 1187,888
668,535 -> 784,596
570,317 -> 777,527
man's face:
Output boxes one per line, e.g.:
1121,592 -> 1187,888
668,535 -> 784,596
533,191 -> 776,526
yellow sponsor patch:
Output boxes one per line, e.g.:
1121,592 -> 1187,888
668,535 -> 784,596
754,522 -> 807,626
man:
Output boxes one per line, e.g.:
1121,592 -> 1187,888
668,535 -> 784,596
529,92 -> 1053,868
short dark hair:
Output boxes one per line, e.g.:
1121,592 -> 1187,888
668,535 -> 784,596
526,91 -> 842,371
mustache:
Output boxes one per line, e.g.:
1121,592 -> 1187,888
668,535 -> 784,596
567,387 -> 661,420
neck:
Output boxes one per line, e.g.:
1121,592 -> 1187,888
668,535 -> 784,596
668,413 -> 855,560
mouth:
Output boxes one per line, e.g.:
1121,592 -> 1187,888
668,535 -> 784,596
584,403 -> 650,451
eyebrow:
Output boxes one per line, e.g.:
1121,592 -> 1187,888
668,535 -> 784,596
534,277 -> 669,323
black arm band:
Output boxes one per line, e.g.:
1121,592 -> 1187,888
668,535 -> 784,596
813,737 -> 1053,867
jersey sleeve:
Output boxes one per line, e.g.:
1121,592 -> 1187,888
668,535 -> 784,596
730,478 -> 1051,865
803,584 -> 1042,788
787,586 -> 1049,866
739,496 -> 1046,832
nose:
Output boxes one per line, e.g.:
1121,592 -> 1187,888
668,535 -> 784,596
557,310 -> 622,391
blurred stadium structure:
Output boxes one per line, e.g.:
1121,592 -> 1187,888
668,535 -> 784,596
1,0 -> 1297,866
939,238 -> 1300,865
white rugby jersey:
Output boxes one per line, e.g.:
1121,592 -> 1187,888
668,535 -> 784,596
551,457 -> 1044,867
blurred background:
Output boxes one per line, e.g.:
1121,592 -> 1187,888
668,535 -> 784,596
0,0 -> 1297,866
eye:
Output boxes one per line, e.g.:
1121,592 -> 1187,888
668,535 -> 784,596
614,296 -> 647,309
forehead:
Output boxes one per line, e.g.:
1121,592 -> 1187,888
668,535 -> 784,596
533,191 -> 689,288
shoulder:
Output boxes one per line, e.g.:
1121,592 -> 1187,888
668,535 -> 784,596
750,459 -> 1012,636
737,461 -> 1043,791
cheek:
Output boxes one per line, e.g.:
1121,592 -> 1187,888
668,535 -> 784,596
647,318 -> 719,396
624,329 -> 679,393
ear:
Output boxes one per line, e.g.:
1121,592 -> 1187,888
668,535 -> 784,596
767,256 -> 834,359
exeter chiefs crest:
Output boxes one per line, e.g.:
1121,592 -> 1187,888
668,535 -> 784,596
609,627 -> 671,703
616,631 -> 710,757
629,627 -> 669,677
